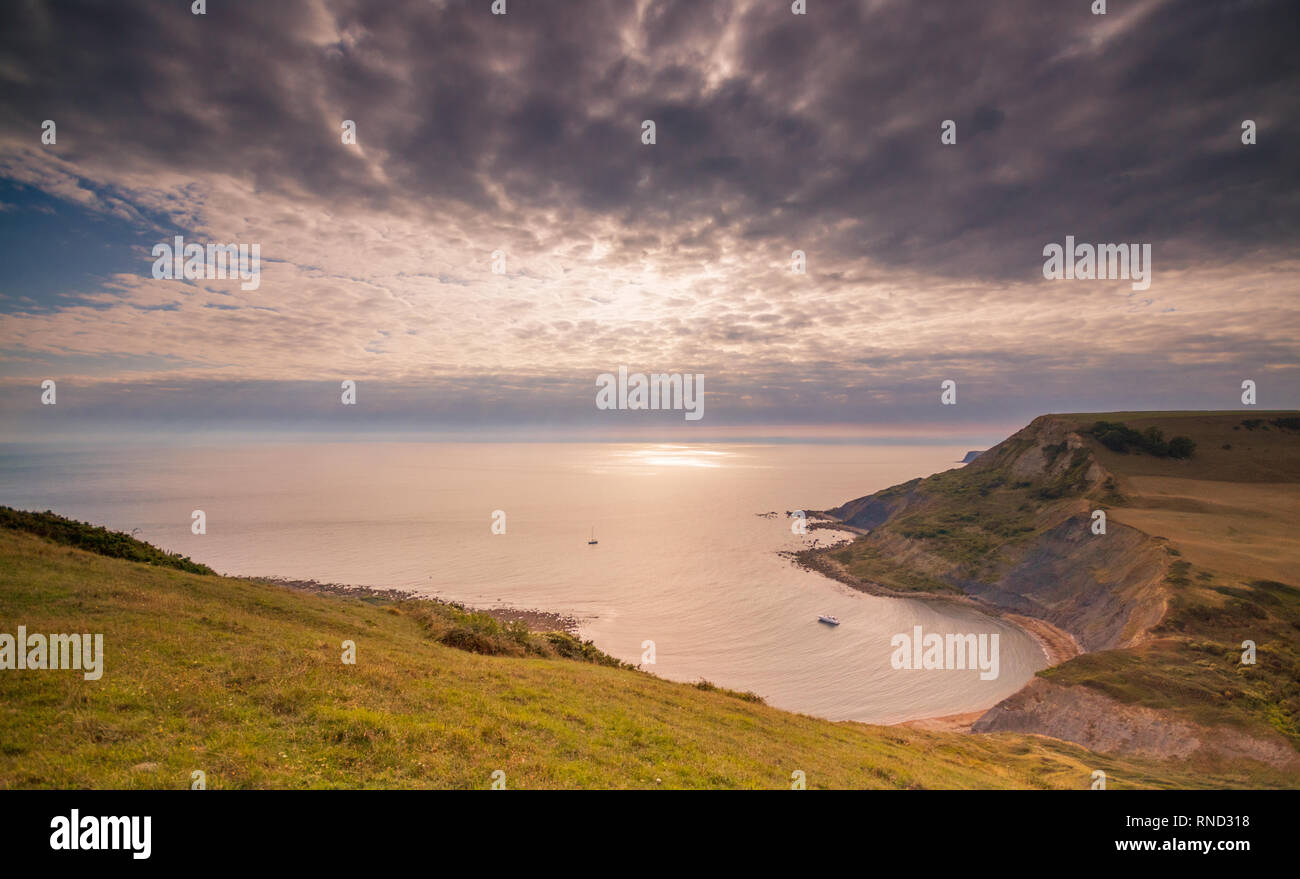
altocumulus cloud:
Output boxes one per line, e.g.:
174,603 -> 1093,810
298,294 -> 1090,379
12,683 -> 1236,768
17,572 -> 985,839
0,0 -> 1296,437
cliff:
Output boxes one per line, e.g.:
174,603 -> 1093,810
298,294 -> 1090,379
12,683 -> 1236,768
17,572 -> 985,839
815,411 -> 1300,770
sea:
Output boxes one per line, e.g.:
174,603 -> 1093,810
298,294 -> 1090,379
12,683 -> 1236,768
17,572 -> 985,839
0,440 -> 1046,724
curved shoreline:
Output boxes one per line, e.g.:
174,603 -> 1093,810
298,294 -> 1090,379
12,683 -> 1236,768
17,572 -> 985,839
261,516 -> 1079,731
787,513 -> 1085,729
1000,611 -> 1083,668
254,575 -> 582,634
787,524 -> 1082,663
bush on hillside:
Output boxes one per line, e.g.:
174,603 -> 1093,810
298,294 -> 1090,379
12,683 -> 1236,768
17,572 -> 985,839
1085,422 -> 1196,459
0,506 -> 214,574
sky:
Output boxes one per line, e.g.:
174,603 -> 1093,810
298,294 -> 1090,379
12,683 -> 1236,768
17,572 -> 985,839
0,0 -> 1296,444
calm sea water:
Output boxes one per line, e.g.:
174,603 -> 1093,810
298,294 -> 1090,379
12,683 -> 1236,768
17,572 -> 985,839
0,441 -> 1045,723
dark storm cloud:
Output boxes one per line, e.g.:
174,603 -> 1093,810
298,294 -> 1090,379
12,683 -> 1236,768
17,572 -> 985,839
2,0 -> 1296,281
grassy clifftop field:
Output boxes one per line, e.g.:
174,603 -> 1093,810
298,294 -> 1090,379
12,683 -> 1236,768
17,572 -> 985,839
813,411 -> 1300,772
1,516 -> 1293,789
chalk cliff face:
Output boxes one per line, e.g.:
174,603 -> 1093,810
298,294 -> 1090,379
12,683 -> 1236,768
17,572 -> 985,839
822,412 -> 1300,767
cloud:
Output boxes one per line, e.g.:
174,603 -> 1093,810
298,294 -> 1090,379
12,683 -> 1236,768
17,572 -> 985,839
0,0 -> 1296,433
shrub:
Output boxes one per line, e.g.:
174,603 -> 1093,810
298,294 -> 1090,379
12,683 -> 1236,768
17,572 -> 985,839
0,506 -> 214,574
694,680 -> 765,703
1167,436 -> 1196,458
1084,421 -> 1195,458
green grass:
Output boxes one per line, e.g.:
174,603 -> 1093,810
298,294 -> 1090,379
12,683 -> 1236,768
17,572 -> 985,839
830,459 -> 1068,589
2,528 -> 1285,789
394,598 -> 632,668
1050,573 -> 1300,746
830,543 -> 962,594
1,505 -> 214,575
1044,618 -> 1300,748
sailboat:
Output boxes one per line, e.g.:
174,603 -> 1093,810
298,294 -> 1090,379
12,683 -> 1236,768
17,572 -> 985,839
587,526 -> 598,545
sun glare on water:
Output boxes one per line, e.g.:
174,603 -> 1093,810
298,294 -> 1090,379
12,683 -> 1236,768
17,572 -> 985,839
615,445 -> 730,469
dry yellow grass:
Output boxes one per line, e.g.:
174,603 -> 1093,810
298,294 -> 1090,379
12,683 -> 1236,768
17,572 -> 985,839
1111,477 -> 1299,584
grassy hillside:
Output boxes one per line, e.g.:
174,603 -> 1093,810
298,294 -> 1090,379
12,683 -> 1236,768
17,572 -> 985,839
0,506 -> 214,575
1045,413 -> 1300,751
814,411 -> 1300,767
1,526 -> 1290,789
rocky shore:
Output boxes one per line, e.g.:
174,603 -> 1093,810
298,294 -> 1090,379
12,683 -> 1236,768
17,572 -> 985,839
255,576 -> 580,634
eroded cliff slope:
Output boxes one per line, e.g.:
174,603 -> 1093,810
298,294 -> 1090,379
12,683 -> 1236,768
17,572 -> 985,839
814,412 -> 1300,770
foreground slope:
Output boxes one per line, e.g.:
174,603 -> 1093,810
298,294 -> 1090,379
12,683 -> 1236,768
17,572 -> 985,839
813,411 -> 1300,771
0,526 -> 1288,788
